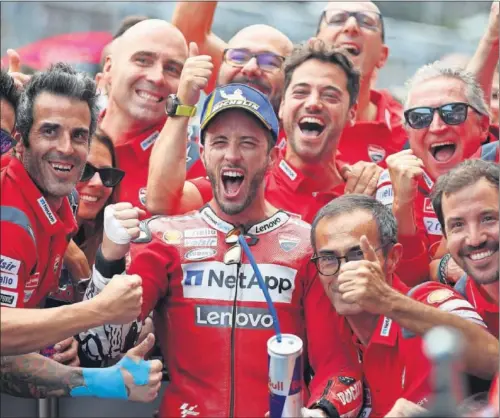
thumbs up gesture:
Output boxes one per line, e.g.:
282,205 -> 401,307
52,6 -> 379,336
7,49 -> 31,89
119,333 -> 163,402
336,236 -> 395,316
177,42 -> 213,107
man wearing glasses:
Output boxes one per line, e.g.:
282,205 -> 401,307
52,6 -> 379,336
311,194 -> 498,417
316,1 -> 408,166
0,70 -> 19,161
376,62 -> 496,286
89,84 -> 365,418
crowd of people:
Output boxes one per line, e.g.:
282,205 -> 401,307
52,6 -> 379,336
0,1 -> 499,417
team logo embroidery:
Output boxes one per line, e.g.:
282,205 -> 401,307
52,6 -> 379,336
278,234 -> 300,252
53,255 -> 61,273
25,273 -> 40,289
184,248 -> 217,261
220,89 -> 246,101
162,230 -> 183,245
427,289 -> 454,304
367,145 -> 386,163
423,198 -> 434,214
138,188 -> 147,206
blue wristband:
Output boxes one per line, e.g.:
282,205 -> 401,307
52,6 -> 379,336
70,357 -> 151,399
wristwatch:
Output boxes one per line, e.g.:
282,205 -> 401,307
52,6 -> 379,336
165,94 -> 197,117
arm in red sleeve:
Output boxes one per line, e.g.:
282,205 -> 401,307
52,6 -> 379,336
396,233 -> 431,287
302,262 -> 363,417
0,219 -> 37,308
128,236 -> 180,320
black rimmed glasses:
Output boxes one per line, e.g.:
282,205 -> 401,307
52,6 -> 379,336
79,162 -> 125,188
404,102 -> 481,130
223,48 -> 285,72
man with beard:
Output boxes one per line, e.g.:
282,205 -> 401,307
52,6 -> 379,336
82,83 -> 364,417
431,159 -> 499,338
147,41 -> 381,221
311,194 -> 498,416
99,19 -> 205,212
376,62 -> 493,286
315,1 -> 406,166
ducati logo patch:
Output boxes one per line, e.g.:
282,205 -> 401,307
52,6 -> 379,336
138,188 -> 147,206
367,144 -> 386,163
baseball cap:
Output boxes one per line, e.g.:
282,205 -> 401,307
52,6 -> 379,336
199,83 -> 279,144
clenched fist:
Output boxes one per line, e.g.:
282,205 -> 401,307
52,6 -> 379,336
341,161 -> 383,196
177,42 -> 213,107
386,150 -> 424,206
97,274 -> 143,325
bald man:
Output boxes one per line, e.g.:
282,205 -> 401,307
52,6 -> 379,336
99,19 -> 206,210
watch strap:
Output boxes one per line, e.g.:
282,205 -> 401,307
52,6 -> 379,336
175,104 -> 197,117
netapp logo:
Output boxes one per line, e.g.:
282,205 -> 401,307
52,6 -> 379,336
182,262 -> 297,303
195,305 -> 273,329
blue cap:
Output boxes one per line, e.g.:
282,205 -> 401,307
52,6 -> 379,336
199,83 -> 279,143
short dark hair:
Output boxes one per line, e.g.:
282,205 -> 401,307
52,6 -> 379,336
16,62 -> 98,148
431,159 -> 499,237
113,15 -> 150,39
283,41 -> 360,108
311,194 -> 398,256
0,69 -> 20,115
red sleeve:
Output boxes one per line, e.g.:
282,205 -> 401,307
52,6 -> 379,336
0,221 -> 36,308
127,236 -> 180,320
303,261 -> 363,417
189,177 -> 213,205
396,233 -> 431,286
186,158 -> 207,180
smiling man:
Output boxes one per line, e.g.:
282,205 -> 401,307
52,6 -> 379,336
99,19 -> 205,212
431,159 -> 499,338
376,62 -> 492,285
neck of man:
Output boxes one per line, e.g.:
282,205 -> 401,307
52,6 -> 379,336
45,195 -> 64,212
346,312 -> 380,347
482,280 -> 499,305
284,144 -> 344,192
356,76 -> 378,122
211,187 -> 277,228
101,101 -> 160,145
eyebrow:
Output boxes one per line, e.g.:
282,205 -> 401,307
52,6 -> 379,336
291,83 -> 342,95
318,245 -> 361,256
39,122 -> 60,131
132,51 -> 158,59
72,127 -> 90,137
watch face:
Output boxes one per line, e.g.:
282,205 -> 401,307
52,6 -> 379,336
165,95 -> 177,115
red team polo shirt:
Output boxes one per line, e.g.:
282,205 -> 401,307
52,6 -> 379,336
336,90 -> 406,167
333,277 -> 486,417
1,158 -> 78,308
190,156 -> 345,223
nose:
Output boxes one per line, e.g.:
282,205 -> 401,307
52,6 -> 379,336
55,133 -> 74,155
428,110 -> 447,133
87,171 -> 104,187
241,57 -> 261,76
466,223 -> 487,249
224,140 -> 243,163
147,61 -> 166,86
304,91 -> 322,112
342,15 -> 361,36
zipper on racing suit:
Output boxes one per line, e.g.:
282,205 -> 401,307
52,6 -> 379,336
229,260 -> 242,417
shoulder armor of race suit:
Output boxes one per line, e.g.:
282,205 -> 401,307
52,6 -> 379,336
310,376 -> 363,418
403,280 -> 485,339
284,211 -> 312,231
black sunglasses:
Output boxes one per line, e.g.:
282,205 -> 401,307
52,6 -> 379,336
404,102 -> 481,130
79,162 -> 125,188
223,48 -> 285,72
0,129 -> 16,155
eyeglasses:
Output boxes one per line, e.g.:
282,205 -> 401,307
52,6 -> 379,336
223,48 -> 285,72
223,228 -> 259,265
320,9 -> 383,33
0,129 -> 16,155
404,102 -> 480,130
311,244 -> 389,276
79,162 -> 125,188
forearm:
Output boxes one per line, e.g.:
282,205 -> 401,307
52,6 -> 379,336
393,201 -> 418,236
147,117 -> 190,215
387,292 -> 499,379
1,302 -> 104,356
466,29 -> 499,104
0,353 -> 84,398
171,1 -> 218,45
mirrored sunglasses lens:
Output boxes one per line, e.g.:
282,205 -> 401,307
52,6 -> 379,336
442,104 -> 468,125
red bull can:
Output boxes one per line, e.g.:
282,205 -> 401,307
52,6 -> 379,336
268,334 -> 303,418
40,345 -> 56,358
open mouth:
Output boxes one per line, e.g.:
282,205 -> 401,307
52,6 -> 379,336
430,142 -> 456,163
136,90 -> 164,103
221,169 -> 245,197
298,117 -> 325,138
467,249 -> 497,262
49,162 -> 74,174
80,194 -> 99,203
337,43 -> 361,57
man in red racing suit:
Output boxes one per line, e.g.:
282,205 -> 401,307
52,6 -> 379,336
85,84 -> 363,417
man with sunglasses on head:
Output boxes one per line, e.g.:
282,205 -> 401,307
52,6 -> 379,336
86,83 -> 365,418
0,64 -> 146,359
310,194 -> 498,416
376,62 -> 497,286
315,1 -> 407,166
